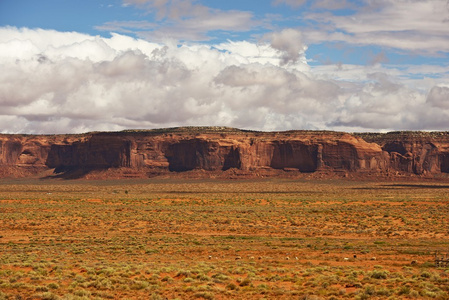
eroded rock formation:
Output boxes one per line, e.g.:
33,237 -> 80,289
1,127 -> 449,178
357,131 -> 449,176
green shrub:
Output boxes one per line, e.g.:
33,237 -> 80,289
73,289 -> 91,297
193,292 -> 214,299
35,292 -> 60,300
369,270 -> 388,279
47,282 -> 59,289
35,286 -> 49,292
226,283 -> 238,290
420,271 -> 432,279
239,278 -> 252,287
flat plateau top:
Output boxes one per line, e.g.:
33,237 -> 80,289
1,127 -> 449,142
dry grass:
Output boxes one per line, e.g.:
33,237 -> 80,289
0,178 -> 448,299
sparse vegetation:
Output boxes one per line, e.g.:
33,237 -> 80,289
0,178 -> 448,298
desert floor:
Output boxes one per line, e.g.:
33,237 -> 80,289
0,178 -> 448,299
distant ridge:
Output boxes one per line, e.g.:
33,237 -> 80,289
1,128 -> 449,179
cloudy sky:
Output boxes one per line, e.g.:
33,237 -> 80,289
1,0 -> 449,134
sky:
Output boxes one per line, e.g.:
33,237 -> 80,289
0,0 -> 449,134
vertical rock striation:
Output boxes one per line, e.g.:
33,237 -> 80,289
0,128 -> 449,178
358,131 -> 449,175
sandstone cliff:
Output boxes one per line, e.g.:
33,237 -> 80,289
0,127 -> 449,179
356,131 -> 449,176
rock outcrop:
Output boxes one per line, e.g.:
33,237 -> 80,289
0,127 -> 449,179
357,131 -> 449,176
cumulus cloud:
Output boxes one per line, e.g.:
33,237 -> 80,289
427,86 -> 449,109
0,26 -> 448,134
328,72 -> 426,130
265,29 -> 305,65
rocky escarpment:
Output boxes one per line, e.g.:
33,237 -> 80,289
356,131 -> 449,176
0,127 -> 449,179
46,135 -> 132,173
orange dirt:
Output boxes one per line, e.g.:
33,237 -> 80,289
0,179 -> 448,299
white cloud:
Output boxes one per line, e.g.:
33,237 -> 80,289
427,86 -> 449,109
116,0 -> 258,42
311,0 -> 350,10
303,0 -> 449,54
0,27 -> 96,52
265,29 -> 306,65
328,72 -> 426,131
95,21 -> 157,34
123,0 -> 204,20
1,27 -> 449,134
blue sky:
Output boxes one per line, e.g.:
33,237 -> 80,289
0,0 -> 449,133
3,0 -> 447,66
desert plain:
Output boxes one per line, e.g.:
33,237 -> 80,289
0,178 -> 448,299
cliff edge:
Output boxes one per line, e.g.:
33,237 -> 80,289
1,127 -> 449,179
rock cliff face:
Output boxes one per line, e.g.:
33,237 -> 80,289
47,135 -> 132,172
1,127 -> 449,179
357,132 -> 449,176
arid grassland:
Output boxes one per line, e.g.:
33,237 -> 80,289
0,179 -> 448,299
